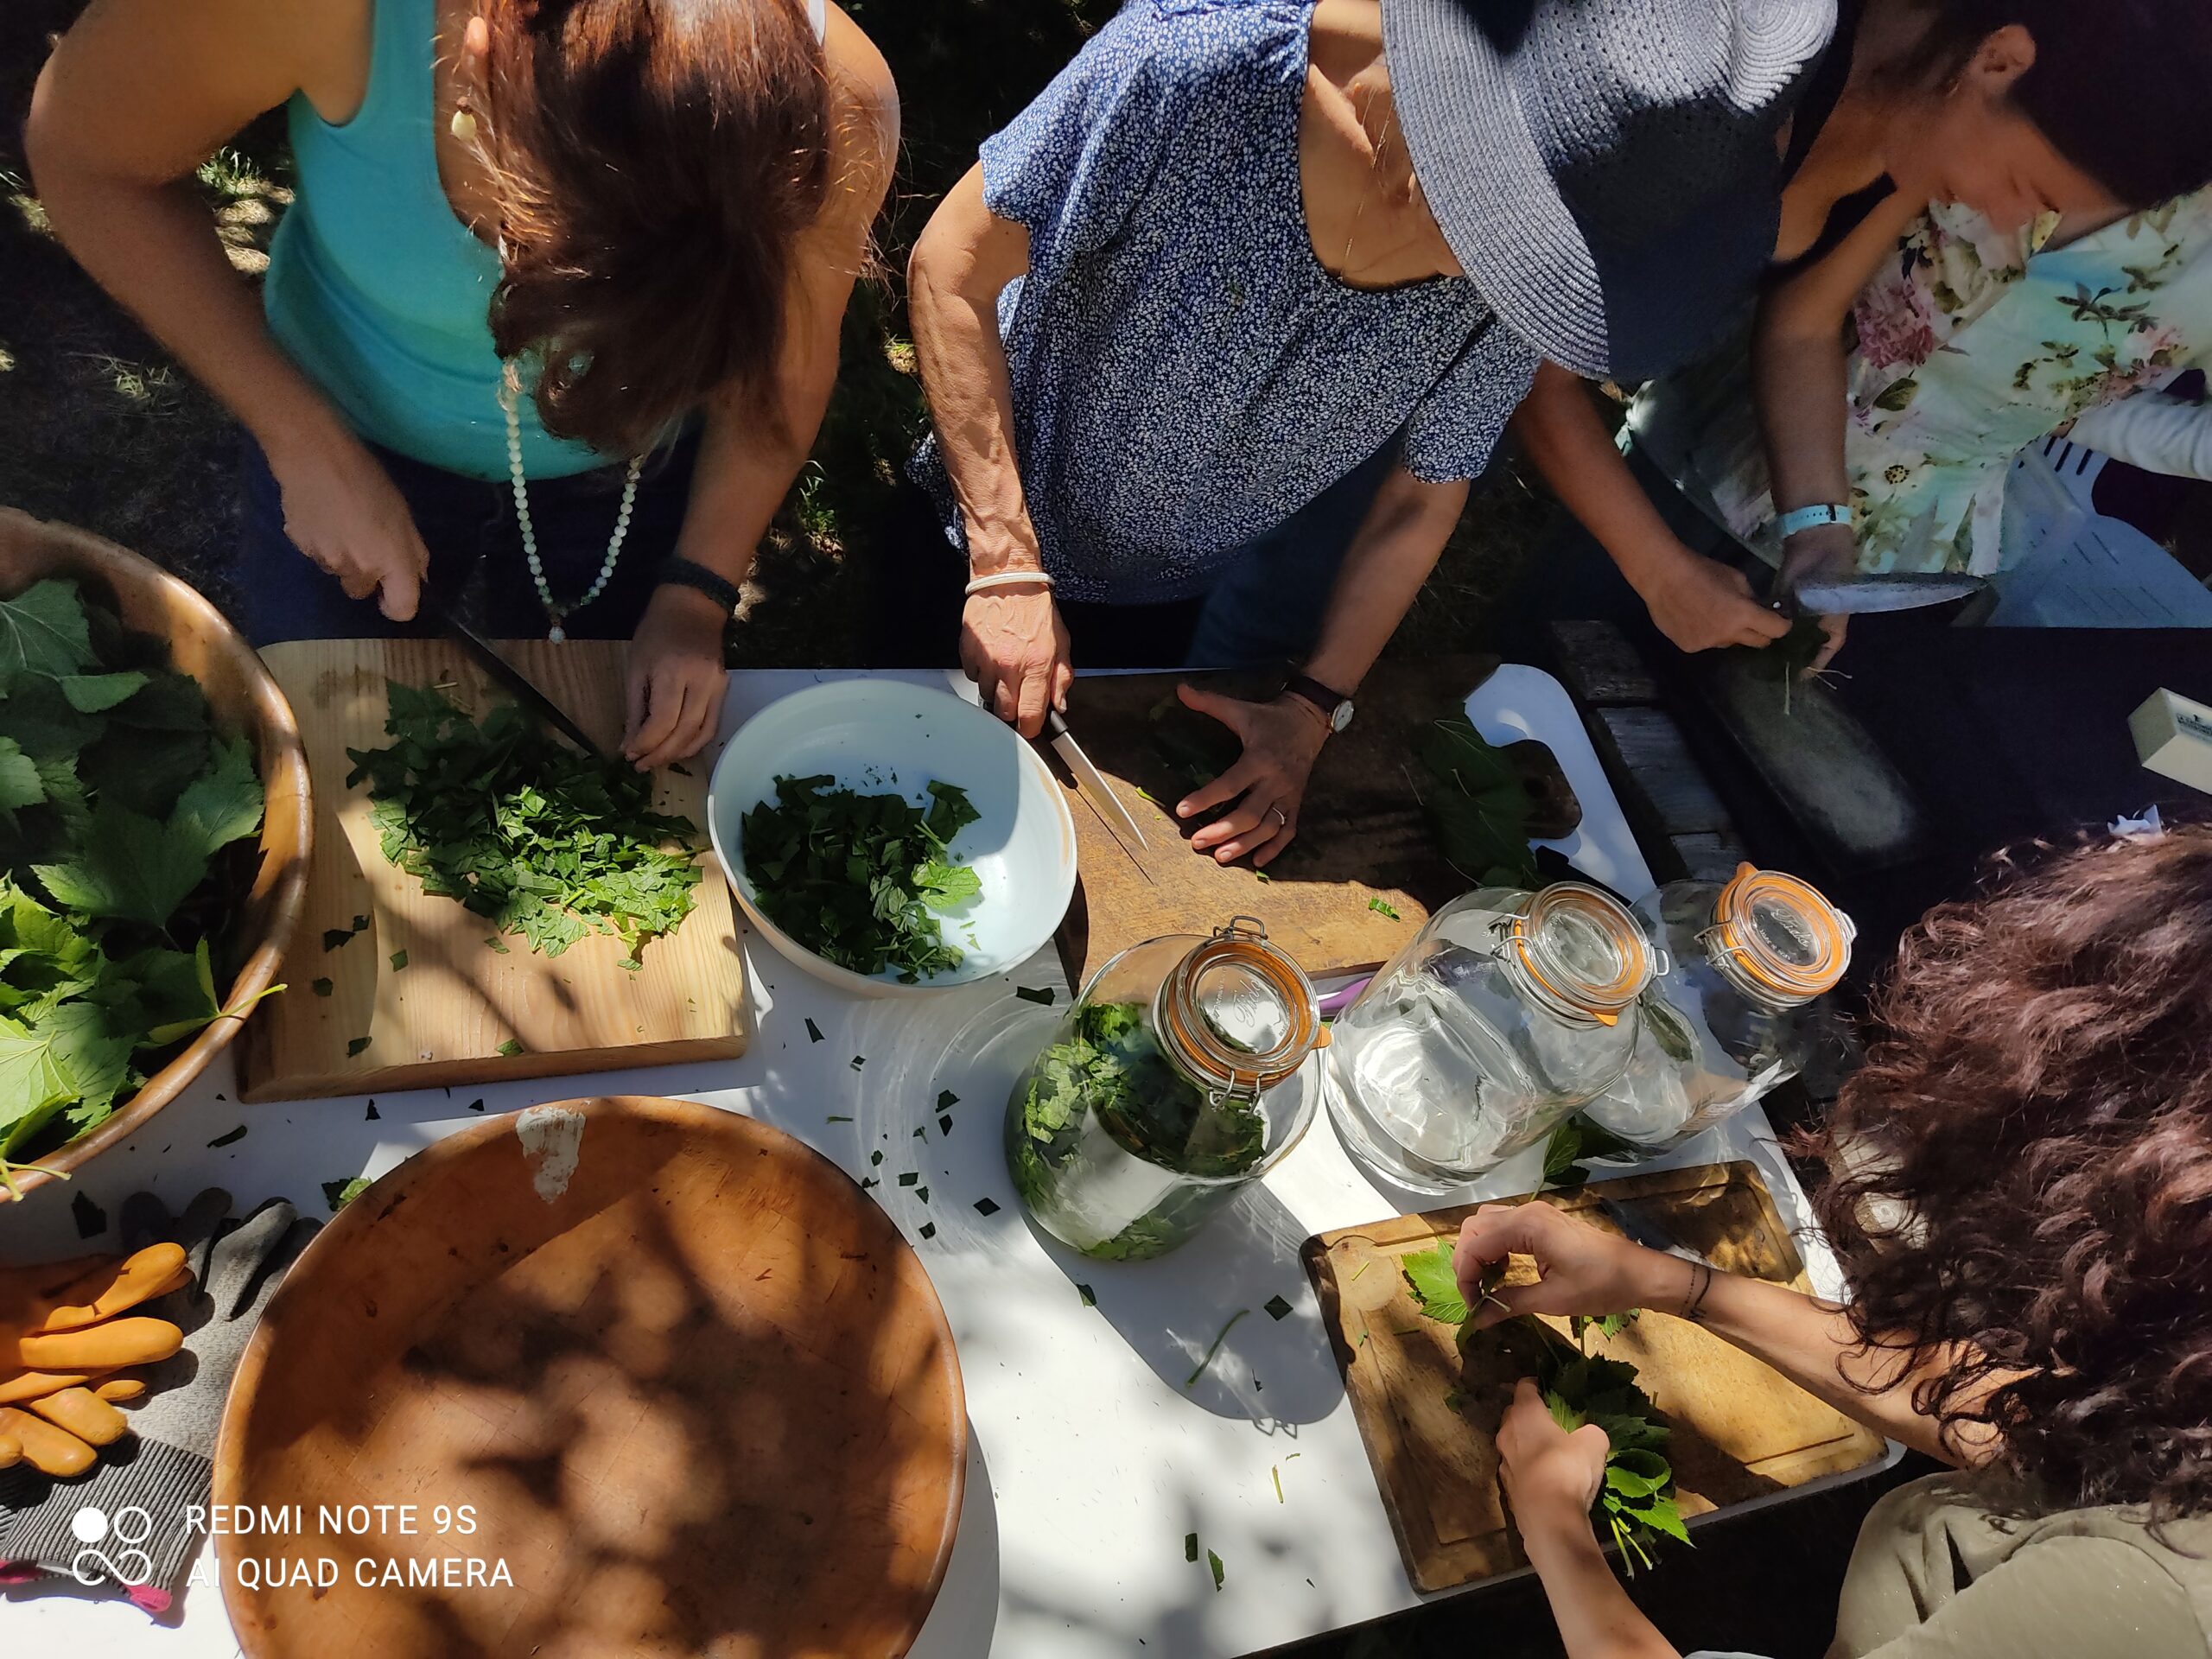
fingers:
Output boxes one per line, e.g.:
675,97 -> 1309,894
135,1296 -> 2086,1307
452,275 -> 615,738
378,552 -> 423,624
1175,681 -> 1243,726
1810,614 -> 1848,672
1250,803 -> 1299,868
1014,663 -> 1049,740
1179,753 -> 1263,823
1739,602 -> 1792,644
1197,797 -> 1294,865
1050,657 -> 1074,716
626,674 -> 687,770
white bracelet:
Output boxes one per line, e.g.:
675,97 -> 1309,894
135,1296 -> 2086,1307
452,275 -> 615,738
965,569 -> 1055,596
1772,503 -> 1854,541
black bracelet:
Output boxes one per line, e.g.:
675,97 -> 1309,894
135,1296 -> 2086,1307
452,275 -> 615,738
657,555 -> 743,613
1682,1260 -> 1715,1324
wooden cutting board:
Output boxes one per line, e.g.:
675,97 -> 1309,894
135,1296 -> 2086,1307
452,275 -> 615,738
237,640 -> 746,1101
1053,655 -> 1573,985
1301,1162 -> 1886,1592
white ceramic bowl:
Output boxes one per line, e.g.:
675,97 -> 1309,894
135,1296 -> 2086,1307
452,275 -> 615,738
708,679 -> 1077,997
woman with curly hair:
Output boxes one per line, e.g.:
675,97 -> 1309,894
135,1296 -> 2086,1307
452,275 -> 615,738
1452,823 -> 2212,1658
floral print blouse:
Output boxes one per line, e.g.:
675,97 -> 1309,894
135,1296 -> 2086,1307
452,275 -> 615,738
1634,191 -> 2212,575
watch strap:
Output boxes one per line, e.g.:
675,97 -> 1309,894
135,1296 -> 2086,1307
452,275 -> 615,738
1772,503 -> 1854,541
657,555 -> 743,613
1283,671 -> 1349,721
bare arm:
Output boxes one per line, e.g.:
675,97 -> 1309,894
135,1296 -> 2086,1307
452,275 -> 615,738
1511,364 -> 1788,653
1456,1200 -> 2005,1466
1752,192 -> 1924,613
624,8 -> 899,766
908,163 -> 1072,736
27,0 -> 430,617
1177,467 -> 1464,866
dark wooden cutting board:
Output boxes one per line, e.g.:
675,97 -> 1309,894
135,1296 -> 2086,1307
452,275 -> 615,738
1052,656 -> 1577,985
1302,1162 -> 1888,1592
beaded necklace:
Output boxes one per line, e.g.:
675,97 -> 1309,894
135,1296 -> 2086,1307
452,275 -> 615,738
498,371 -> 645,643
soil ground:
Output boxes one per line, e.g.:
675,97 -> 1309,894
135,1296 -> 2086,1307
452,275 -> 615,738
0,3 -> 1908,1652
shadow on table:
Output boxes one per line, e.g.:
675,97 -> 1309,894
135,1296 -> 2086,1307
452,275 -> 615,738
907,1427 -> 1004,1658
1020,1179 -> 1348,1428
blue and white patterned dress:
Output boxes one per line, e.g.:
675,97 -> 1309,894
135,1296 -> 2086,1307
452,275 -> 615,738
912,0 -> 1537,605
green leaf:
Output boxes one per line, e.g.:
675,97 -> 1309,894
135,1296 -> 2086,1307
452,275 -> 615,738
322,1175 -> 372,1212
1402,1242 -> 1470,1325
347,1036 -> 372,1058
0,738 -> 47,813
0,580 -> 94,678
32,801 -> 208,928
1207,1549 -> 1225,1592
1368,896 -> 1401,920
58,671 -> 149,714
168,734 -> 263,861
915,858 -> 982,910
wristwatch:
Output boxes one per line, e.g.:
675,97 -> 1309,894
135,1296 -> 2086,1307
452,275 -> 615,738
1283,671 -> 1355,734
656,555 -> 743,613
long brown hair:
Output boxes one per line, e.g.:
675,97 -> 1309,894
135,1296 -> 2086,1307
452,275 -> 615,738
1803,824 -> 2212,1522
479,0 -> 831,455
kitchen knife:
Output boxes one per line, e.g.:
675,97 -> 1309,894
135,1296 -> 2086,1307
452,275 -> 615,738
423,598 -> 612,762
1044,709 -> 1147,850
1594,1195 -> 1719,1270
1783,572 -> 1991,616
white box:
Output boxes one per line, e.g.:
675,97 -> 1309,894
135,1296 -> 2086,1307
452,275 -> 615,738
2129,688 -> 2212,795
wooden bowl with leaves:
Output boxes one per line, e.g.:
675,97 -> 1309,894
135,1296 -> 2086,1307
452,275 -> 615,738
0,509 -> 311,1199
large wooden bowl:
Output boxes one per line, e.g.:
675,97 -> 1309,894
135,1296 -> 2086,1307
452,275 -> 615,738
216,1096 -> 968,1659
0,509 -> 311,1198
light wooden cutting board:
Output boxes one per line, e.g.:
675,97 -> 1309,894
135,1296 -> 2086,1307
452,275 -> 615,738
1301,1162 -> 1886,1592
237,640 -> 746,1101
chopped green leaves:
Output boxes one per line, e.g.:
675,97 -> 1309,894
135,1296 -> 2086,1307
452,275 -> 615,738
496,1038 -> 524,1058
805,1017 -> 823,1043
1183,1533 -> 1198,1563
207,1123 -> 246,1147
1185,1307 -> 1249,1388
973,1197 -> 1000,1216
1367,896 -> 1401,920
346,683 -> 702,964
1263,1294 -> 1294,1322
1078,1283 -> 1096,1307
346,1036 -> 372,1058
1207,1549 -> 1225,1592
322,1175 -> 371,1212
740,773 -> 980,982
311,978 -> 333,997
388,950 -> 409,972
1014,985 -> 1056,1006
323,928 -> 356,952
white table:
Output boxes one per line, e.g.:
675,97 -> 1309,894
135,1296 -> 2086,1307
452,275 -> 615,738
0,666 -> 1875,1657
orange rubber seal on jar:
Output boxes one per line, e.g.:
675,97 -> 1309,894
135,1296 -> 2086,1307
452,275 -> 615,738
1707,864 -> 1854,1003
1503,882 -> 1654,1027
1158,917 -> 1327,1096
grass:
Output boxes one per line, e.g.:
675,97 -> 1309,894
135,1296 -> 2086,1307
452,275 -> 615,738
0,0 -> 1550,666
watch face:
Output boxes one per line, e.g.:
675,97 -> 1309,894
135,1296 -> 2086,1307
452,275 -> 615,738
1329,699 -> 1354,734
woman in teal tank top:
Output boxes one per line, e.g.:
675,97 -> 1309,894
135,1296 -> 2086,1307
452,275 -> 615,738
26,0 -> 895,767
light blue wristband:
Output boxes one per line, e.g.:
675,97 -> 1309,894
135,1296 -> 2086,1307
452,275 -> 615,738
1773,503 -> 1854,540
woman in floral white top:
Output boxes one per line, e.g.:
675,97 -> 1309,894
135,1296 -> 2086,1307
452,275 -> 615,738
1632,189 -> 2212,581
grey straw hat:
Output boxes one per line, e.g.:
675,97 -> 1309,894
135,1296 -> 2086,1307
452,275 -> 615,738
1385,0 -> 1838,381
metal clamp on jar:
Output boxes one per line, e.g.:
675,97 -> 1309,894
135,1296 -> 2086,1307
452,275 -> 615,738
1327,880 -> 1658,1192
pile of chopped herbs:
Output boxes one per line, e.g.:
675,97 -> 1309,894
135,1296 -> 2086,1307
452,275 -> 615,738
1006,998 -> 1267,1261
0,579 -> 273,1187
1414,715 -> 1541,889
739,772 -> 982,982
1402,1241 -> 1689,1573
345,683 -> 702,965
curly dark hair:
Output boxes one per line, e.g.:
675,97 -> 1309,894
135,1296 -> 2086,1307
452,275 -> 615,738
1803,823 -> 2212,1522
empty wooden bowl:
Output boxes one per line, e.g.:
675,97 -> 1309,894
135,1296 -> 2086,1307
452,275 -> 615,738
0,510 -> 311,1198
216,1096 -> 967,1659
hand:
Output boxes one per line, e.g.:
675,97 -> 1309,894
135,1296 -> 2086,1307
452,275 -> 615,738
264,424 -> 431,621
1452,1201 -> 1687,1331
1776,521 -> 1857,672
1636,543 -> 1791,654
625,582 -> 729,769
1497,1376 -> 1612,1534
1174,683 -> 1330,868
960,584 -> 1071,738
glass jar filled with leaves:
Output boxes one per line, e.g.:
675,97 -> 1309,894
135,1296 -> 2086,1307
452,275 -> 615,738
1577,865 -> 1854,1160
1328,881 -> 1658,1192
1004,918 -> 1327,1261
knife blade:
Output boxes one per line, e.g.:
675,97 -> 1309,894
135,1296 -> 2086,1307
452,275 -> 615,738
1044,709 -> 1147,850
1785,572 -> 1991,616
1594,1196 -> 1718,1269
423,598 -> 611,761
